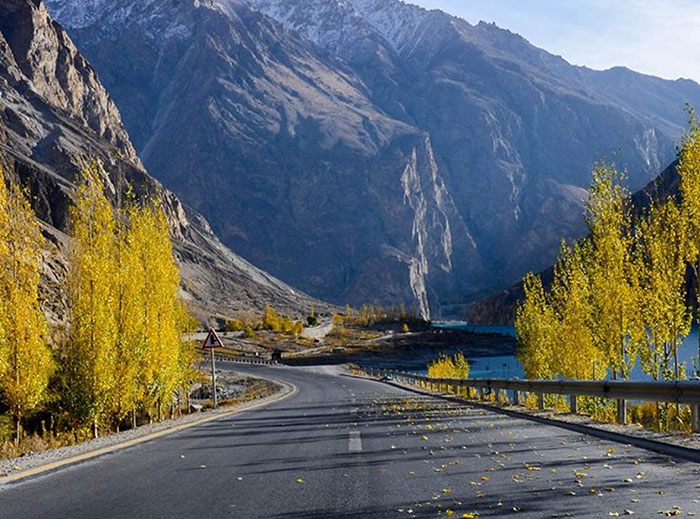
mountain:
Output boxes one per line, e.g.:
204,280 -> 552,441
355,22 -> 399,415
0,0 -> 331,326
43,0 -> 700,318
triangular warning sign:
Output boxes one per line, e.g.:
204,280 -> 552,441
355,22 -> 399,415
201,328 -> 225,349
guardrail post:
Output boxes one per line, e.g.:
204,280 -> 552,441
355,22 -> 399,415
538,392 -> 545,410
569,395 -> 578,414
691,404 -> 699,433
512,389 -> 519,406
617,399 -> 627,425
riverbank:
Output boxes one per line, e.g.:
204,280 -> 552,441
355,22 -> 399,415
286,326 -> 517,372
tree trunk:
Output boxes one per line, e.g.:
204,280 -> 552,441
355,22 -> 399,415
14,416 -> 21,446
132,407 -> 137,430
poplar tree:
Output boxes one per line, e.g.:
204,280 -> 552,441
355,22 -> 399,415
585,163 -> 641,379
678,107 -> 700,376
515,273 -> 555,379
636,200 -> 691,382
108,198 -> 143,430
0,171 -> 53,444
549,240 -> 604,380
64,161 -> 118,437
130,203 -> 185,421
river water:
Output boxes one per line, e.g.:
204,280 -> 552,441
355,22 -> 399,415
434,323 -> 700,381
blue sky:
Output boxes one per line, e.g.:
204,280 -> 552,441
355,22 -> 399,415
413,0 -> 700,83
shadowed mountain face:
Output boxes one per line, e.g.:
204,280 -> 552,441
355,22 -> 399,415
0,0 -> 331,325
44,0 -> 700,318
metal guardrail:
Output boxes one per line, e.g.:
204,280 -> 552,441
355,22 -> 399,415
213,355 -> 278,366
359,368 -> 700,433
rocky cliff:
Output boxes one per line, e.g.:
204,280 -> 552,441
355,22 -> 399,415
0,0 -> 331,325
43,0 -> 700,318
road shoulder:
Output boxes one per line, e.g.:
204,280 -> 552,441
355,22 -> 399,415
0,375 -> 296,484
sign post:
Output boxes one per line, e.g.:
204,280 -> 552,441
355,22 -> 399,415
201,328 -> 225,408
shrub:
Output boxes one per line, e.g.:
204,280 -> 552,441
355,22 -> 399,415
427,353 -> 470,379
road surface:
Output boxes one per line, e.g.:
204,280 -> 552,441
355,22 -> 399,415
2,363 -> 699,518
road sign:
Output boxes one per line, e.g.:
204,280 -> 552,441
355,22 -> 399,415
201,328 -> 224,349
201,328 -> 223,409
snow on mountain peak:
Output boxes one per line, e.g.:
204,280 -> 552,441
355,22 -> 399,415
248,0 -> 439,56
44,0 -> 202,45
348,0 -> 432,53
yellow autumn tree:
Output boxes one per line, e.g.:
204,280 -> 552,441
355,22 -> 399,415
515,272 -> 556,379
428,352 -> 470,379
678,106 -> 700,376
107,197 -> 144,430
585,162 -> 642,379
130,202 -> 188,421
0,171 -> 53,444
635,200 -> 691,383
549,239 -> 605,380
64,161 -> 118,437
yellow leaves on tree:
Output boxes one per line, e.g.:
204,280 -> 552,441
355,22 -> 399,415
65,161 -> 118,435
635,200 -> 691,382
0,169 -> 53,443
516,110 -> 700,386
678,106 -> 700,376
550,240 -> 606,380
64,161 -> 193,434
515,273 -> 555,380
128,203 -> 188,421
428,352 -> 470,379
585,162 -> 641,380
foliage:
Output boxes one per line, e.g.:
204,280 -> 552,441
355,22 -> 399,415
635,200 -> 691,383
260,305 -> 303,336
585,162 -> 642,379
0,170 -> 53,442
678,105 -> 700,376
515,273 -> 555,379
62,161 -> 119,435
343,304 -> 423,328
60,161 -> 194,435
306,306 -> 318,327
514,113 -> 700,431
428,353 -> 470,379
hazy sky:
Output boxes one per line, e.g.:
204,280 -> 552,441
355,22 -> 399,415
413,0 -> 700,83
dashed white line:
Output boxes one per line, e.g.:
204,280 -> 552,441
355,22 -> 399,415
348,430 -> 362,452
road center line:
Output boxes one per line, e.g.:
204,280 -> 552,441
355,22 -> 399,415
348,430 -> 362,452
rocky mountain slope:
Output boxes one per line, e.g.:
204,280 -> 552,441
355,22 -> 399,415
0,0 -> 330,325
44,0 -> 700,318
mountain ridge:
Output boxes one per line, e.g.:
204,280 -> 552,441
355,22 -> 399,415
0,0 -> 332,326
43,0 -> 700,318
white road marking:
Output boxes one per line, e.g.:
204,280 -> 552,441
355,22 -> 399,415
349,431 -> 362,452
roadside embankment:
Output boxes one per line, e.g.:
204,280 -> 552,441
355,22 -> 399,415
0,371 -> 294,482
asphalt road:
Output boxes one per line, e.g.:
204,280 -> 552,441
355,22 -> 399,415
2,363 -> 699,518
